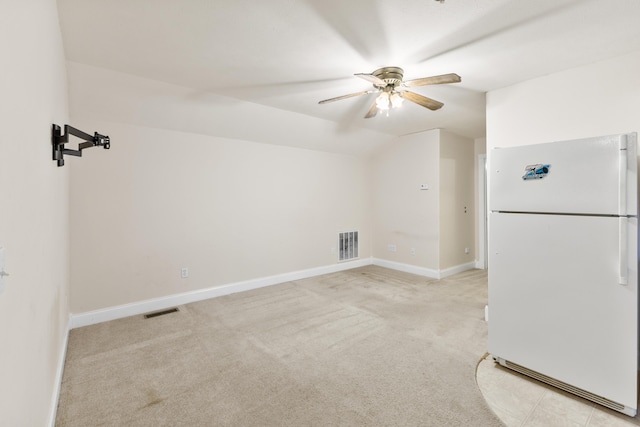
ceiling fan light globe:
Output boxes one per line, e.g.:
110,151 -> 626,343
376,92 -> 390,110
390,92 -> 404,108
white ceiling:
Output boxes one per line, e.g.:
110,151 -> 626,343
56,0 -> 640,141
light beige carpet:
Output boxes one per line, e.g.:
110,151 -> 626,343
56,265 -> 503,426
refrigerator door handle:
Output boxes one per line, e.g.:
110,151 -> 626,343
619,218 -> 628,285
618,138 -> 628,215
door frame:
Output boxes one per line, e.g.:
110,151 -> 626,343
476,154 -> 487,269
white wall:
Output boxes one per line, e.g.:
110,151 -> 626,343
68,120 -> 373,314
370,129 -> 476,275
487,50 -> 640,150
0,1 -> 70,425
439,131 -> 475,269
370,130 -> 441,271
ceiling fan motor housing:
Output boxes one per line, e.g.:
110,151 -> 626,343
372,67 -> 404,88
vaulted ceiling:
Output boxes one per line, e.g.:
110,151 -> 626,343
57,0 -> 640,141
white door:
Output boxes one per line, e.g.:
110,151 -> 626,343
488,212 -> 637,411
489,133 -> 637,216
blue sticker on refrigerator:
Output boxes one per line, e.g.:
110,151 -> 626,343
522,163 -> 550,180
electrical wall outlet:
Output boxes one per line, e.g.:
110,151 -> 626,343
410,248 -> 416,256
464,247 -> 470,254
388,244 -> 397,252
181,267 -> 189,278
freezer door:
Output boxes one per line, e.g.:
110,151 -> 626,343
490,133 -> 637,215
488,212 -> 638,411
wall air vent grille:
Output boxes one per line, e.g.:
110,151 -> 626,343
339,231 -> 359,261
143,308 -> 179,319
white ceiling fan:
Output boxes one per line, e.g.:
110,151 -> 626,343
319,67 -> 461,118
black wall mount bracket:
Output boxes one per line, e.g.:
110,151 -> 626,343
52,124 -> 110,167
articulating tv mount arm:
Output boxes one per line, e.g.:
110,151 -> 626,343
52,124 -> 110,167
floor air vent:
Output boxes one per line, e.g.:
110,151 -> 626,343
339,231 -> 358,261
500,358 -> 627,414
143,307 -> 179,319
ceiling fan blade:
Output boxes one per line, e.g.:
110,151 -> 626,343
364,99 -> 378,119
354,73 -> 387,87
400,91 -> 444,111
318,90 -> 376,104
403,73 -> 461,87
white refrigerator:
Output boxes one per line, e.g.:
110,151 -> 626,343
488,133 -> 638,416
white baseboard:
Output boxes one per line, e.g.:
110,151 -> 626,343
439,262 -> 478,278
70,258 -> 373,329
372,258 -> 440,278
371,258 -> 476,280
475,260 -> 486,269
48,314 -> 70,427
